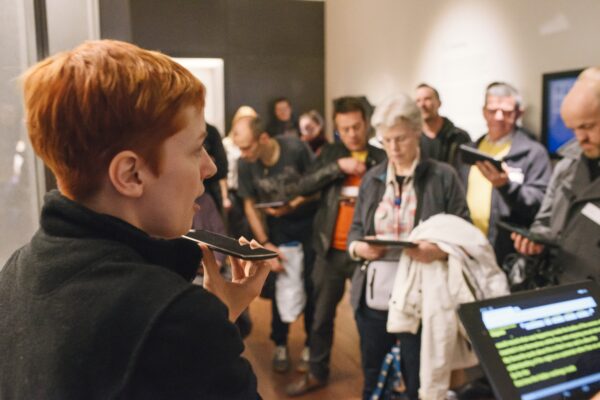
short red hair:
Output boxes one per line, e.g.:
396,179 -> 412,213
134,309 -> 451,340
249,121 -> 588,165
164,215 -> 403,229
22,40 -> 205,200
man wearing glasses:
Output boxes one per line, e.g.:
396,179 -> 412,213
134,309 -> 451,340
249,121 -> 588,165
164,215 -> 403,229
464,82 -> 552,266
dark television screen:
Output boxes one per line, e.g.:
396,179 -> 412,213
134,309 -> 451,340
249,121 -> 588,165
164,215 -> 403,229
541,69 -> 583,156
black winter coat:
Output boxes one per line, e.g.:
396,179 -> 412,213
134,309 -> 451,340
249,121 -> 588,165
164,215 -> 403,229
347,159 -> 470,310
0,191 -> 259,400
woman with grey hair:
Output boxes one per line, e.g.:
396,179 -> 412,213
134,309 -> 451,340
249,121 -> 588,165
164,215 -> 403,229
346,94 -> 470,399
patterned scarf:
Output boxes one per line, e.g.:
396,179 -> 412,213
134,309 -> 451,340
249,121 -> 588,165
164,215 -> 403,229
374,159 -> 418,240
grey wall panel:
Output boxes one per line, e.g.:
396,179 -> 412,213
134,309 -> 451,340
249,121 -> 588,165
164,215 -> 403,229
100,0 -> 324,133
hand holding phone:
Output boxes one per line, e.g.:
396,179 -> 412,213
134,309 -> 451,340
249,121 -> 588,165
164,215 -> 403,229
199,242 -> 271,321
183,230 -> 278,260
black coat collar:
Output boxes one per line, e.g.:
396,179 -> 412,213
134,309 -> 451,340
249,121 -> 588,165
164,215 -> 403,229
40,191 -> 202,281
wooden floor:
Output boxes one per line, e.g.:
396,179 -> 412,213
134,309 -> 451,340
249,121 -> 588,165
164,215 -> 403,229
243,288 -> 364,400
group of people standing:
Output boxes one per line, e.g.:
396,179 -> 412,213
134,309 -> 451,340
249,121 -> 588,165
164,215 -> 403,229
0,39 -> 598,400
220,75 -> 599,399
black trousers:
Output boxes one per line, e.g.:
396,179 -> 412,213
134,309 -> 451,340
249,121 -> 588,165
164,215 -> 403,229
355,304 -> 421,400
308,248 -> 357,380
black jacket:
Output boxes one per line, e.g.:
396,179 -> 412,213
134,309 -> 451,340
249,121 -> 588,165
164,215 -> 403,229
296,141 -> 387,257
347,159 -> 470,310
460,128 -> 552,265
420,117 -> 471,171
531,141 -> 600,283
0,191 -> 258,400
203,123 -> 228,211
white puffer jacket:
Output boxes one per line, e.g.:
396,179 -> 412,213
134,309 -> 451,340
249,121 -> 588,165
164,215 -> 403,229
387,214 -> 509,400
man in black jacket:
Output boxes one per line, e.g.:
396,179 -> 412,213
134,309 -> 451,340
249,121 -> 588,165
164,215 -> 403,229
0,40 -> 270,400
514,67 -> 600,284
286,97 -> 386,396
415,83 -> 472,172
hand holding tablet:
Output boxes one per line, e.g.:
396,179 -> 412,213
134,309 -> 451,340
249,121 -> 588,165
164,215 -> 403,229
459,144 -> 503,171
253,200 -> 287,209
357,237 -> 417,248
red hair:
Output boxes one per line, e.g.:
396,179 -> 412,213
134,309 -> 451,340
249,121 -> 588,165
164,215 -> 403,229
22,40 -> 205,200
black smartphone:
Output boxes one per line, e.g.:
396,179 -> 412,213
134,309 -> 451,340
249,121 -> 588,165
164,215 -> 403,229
459,144 -> 503,171
253,200 -> 287,209
183,230 -> 278,260
495,220 -> 557,246
357,238 -> 417,248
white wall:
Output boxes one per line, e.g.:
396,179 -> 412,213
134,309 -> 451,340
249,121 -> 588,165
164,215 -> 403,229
46,0 -> 100,54
326,0 -> 600,139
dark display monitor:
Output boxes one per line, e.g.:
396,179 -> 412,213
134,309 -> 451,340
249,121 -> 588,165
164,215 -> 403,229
541,69 -> 584,157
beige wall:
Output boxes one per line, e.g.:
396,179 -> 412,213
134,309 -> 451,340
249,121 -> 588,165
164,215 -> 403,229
326,0 -> 600,139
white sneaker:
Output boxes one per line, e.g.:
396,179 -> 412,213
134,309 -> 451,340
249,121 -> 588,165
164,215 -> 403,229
272,345 -> 290,372
297,346 -> 310,372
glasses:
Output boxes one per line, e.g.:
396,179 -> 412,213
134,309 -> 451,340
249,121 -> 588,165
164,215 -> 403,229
485,107 -> 516,117
378,135 -> 412,145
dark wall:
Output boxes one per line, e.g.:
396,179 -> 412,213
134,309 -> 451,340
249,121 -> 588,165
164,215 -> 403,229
99,0 -> 324,134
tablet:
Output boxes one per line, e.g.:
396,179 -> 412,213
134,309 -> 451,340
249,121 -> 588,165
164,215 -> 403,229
357,238 -> 417,248
459,144 -> 503,171
183,230 -> 278,260
459,281 -> 600,400
254,200 -> 287,209
496,220 -> 558,247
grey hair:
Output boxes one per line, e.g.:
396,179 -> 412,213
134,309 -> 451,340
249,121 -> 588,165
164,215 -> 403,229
371,94 -> 422,136
485,82 -> 522,110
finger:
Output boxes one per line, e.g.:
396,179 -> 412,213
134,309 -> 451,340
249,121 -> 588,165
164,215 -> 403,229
513,234 -> 522,251
229,255 -> 245,281
199,244 -> 219,275
238,236 -> 250,245
248,238 -> 262,249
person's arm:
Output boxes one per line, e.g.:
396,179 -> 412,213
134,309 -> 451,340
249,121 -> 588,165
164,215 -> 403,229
219,178 -> 231,211
242,198 -> 284,272
495,146 -> 552,222
511,158 -> 566,256
295,145 -> 345,196
347,173 -> 386,261
263,193 -> 320,218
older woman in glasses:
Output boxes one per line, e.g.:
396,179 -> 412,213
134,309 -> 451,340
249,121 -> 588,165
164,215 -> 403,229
347,94 -> 470,400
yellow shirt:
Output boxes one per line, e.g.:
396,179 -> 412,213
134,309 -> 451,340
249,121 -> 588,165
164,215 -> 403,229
466,137 -> 511,235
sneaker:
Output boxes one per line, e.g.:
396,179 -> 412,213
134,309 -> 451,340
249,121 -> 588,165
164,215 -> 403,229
272,345 -> 290,373
296,346 -> 310,372
286,373 -> 327,396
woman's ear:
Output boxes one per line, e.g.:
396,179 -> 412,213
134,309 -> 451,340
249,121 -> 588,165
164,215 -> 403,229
107,150 -> 145,198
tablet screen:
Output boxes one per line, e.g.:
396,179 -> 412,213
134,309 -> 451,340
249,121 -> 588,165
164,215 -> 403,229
459,282 -> 600,400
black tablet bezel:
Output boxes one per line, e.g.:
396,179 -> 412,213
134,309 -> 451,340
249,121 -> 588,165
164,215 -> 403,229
458,281 -> 600,400
357,238 -> 417,248
253,200 -> 287,209
459,144 -> 503,171
495,220 -> 558,246
183,230 -> 278,260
